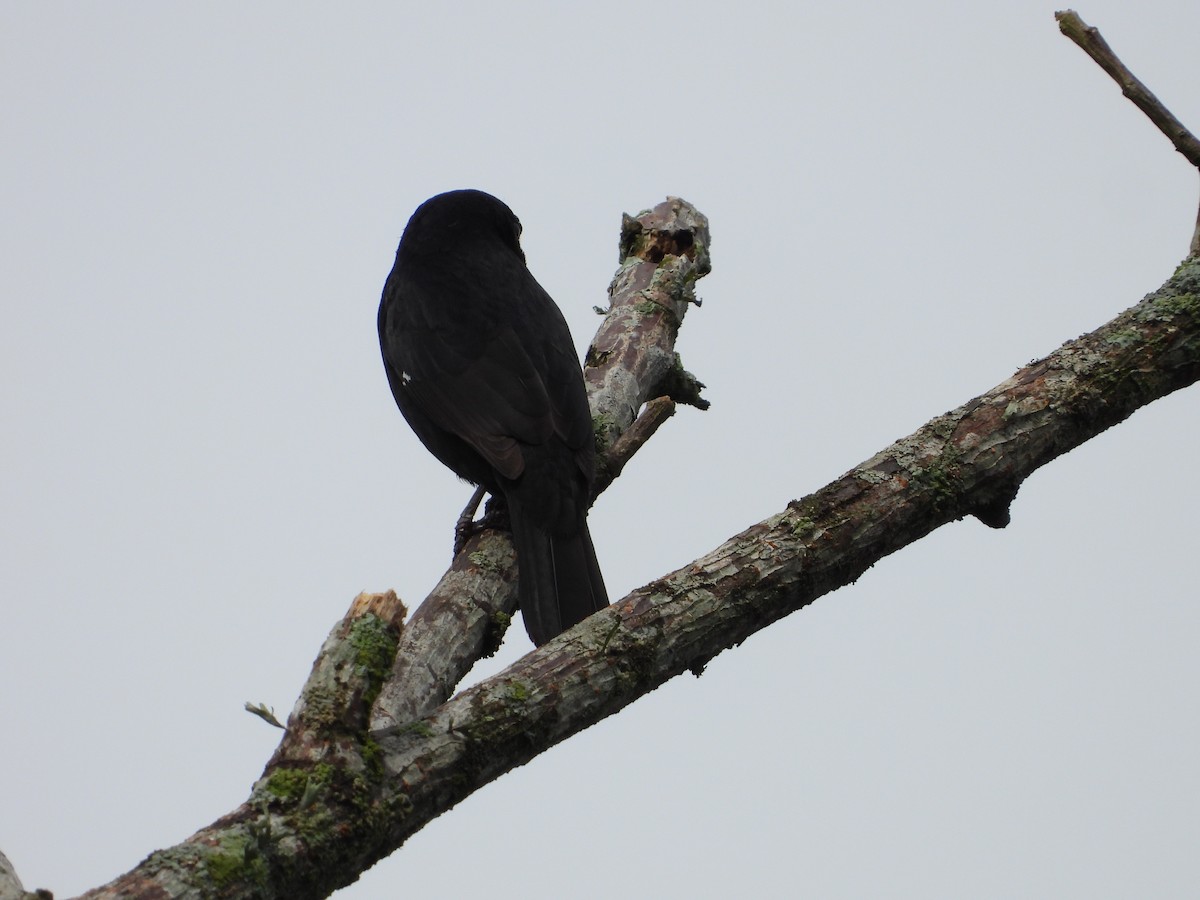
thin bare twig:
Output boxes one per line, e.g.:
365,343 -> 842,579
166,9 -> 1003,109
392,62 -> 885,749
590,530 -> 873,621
594,395 -> 676,496
1056,10 -> 1200,166
1055,9 -> 1200,255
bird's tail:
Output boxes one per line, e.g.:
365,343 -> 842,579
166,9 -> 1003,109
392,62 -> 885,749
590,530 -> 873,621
509,502 -> 608,646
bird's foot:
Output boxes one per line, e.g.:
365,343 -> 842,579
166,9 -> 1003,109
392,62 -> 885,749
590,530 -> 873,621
453,492 -> 512,557
453,486 -> 488,557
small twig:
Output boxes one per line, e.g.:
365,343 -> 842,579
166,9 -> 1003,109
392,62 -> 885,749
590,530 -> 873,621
244,701 -> 285,729
594,396 -> 676,496
1056,10 -> 1200,167
1055,10 -> 1200,256
656,354 -> 709,411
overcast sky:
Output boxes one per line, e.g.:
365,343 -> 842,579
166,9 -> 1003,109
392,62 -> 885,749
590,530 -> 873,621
3,2 -> 1199,898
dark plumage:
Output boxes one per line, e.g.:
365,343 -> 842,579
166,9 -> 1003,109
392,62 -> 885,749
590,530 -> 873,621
378,189 -> 608,646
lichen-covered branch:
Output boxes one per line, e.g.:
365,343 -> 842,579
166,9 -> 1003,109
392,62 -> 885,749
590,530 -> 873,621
78,592 -> 408,900
0,849 -> 40,900
366,254 -> 1200,858
588,200 -> 711,452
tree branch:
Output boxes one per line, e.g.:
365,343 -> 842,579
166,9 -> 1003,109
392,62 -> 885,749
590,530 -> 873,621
363,254 -> 1200,874
0,849 -> 46,900
1056,9 -> 1200,256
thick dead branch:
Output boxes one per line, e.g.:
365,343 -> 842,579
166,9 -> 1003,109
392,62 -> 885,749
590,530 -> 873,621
588,200 -> 711,451
79,592 -> 407,899
0,849 -> 43,900
361,254 -> 1200,866
373,529 -> 519,727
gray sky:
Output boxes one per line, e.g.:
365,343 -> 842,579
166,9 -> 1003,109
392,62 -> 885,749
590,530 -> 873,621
3,2 -> 1198,897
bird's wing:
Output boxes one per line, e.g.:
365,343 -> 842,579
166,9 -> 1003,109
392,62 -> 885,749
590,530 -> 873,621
541,336 -> 596,464
383,320 -> 554,480
506,277 -> 597,463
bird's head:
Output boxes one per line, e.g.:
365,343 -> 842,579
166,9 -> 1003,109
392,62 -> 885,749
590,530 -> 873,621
397,189 -> 525,262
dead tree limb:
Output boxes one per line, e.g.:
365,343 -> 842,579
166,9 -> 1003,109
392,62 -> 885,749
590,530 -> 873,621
0,849 -> 42,900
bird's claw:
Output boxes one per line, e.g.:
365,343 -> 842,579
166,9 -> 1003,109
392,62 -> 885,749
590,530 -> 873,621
453,485 -> 488,557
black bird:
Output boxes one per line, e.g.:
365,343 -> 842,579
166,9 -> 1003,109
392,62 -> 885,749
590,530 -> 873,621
378,189 -> 608,646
